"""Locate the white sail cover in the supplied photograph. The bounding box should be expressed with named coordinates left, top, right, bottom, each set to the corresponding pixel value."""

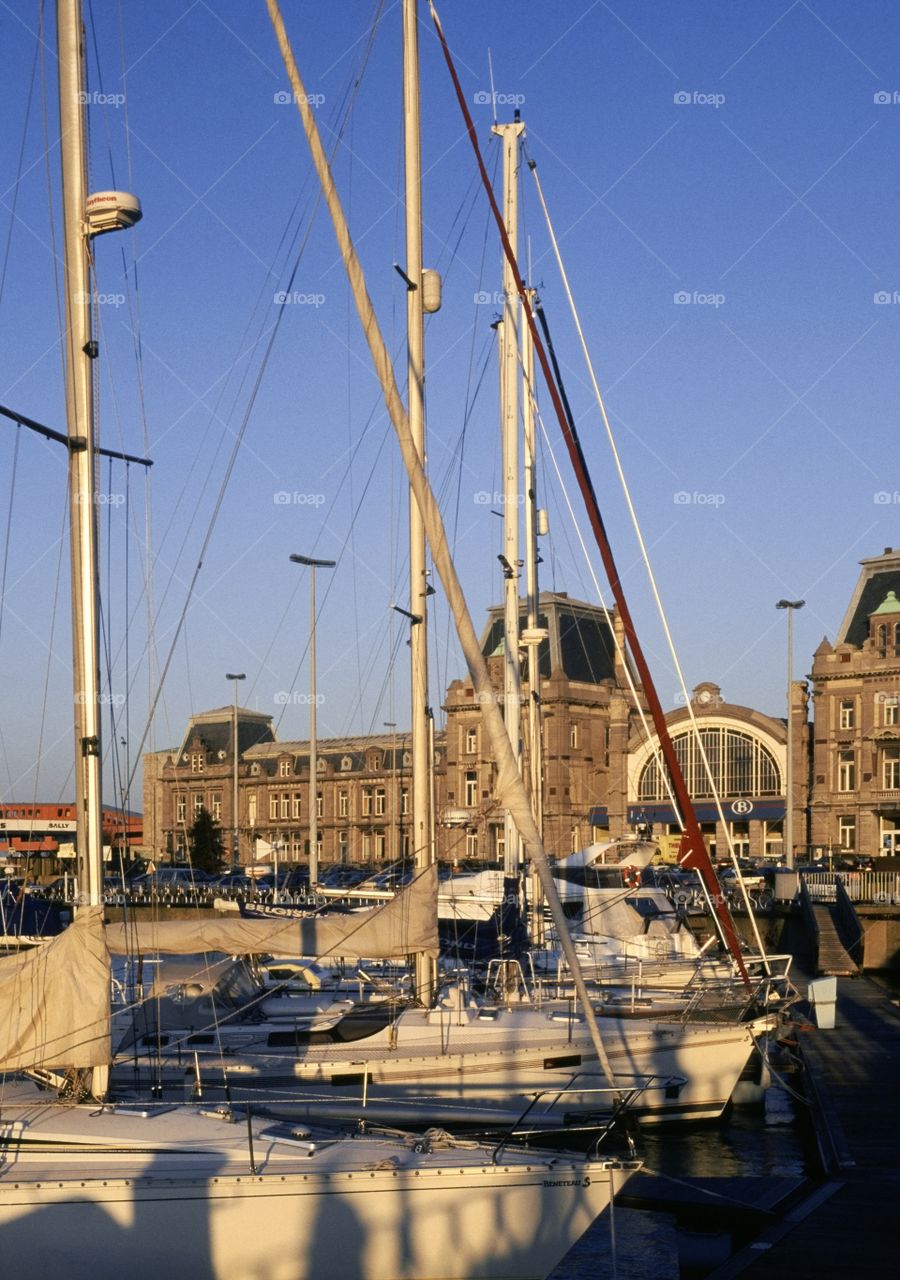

left=106, top=863, right=439, bottom=959
left=0, top=907, right=110, bottom=1071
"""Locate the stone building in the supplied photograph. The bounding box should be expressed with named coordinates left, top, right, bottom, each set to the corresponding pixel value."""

left=809, top=547, right=900, bottom=856
left=143, top=593, right=646, bottom=865
left=142, top=553, right=900, bottom=868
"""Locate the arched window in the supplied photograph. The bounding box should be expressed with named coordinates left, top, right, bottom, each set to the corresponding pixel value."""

left=638, top=727, right=781, bottom=801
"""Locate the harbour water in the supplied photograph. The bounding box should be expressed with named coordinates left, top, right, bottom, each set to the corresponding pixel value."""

left=551, top=1103, right=813, bottom=1280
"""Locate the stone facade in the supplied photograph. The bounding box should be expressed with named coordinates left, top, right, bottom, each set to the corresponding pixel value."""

left=809, top=548, right=900, bottom=856
left=141, top=554, right=900, bottom=867
left=143, top=593, right=646, bottom=865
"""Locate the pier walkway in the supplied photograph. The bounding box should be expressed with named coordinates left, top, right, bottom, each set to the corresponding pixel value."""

left=712, top=973, right=899, bottom=1278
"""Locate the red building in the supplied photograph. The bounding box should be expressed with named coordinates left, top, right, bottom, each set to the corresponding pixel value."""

left=0, top=802, right=142, bottom=867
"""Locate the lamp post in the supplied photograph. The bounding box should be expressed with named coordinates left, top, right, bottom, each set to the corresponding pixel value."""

left=226, top=673, right=245, bottom=870
left=290, top=554, right=336, bottom=888
left=776, top=600, right=804, bottom=870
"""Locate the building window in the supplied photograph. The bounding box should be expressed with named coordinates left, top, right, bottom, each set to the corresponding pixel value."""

left=192, top=794, right=204, bottom=817
left=465, top=727, right=477, bottom=754
left=764, top=820, right=783, bottom=856
left=316, top=792, right=323, bottom=818
left=400, top=787, right=409, bottom=816
left=338, top=829, right=349, bottom=859
left=838, top=815, right=856, bottom=851
left=883, top=748, right=900, bottom=790
left=338, top=790, right=349, bottom=818
left=280, top=793, right=290, bottom=820
left=190, top=752, right=204, bottom=773
left=465, top=771, right=478, bottom=806
left=211, top=793, right=222, bottom=822
left=837, top=750, right=856, bottom=793
left=400, top=832, right=410, bottom=858
left=570, top=723, right=579, bottom=749
left=291, top=792, right=302, bottom=819
left=374, top=787, right=386, bottom=816
left=176, top=794, right=186, bottom=823
left=884, top=698, right=899, bottom=727
left=465, top=831, right=478, bottom=857
left=341, top=756, right=353, bottom=772
left=374, top=830, right=386, bottom=860
left=570, top=824, right=581, bottom=852
left=247, top=791, right=257, bottom=825
left=638, top=727, right=780, bottom=800
left=279, top=759, right=291, bottom=778
left=495, top=827, right=505, bottom=861
left=729, top=821, right=750, bottom=856
left=839, top=700, right=855, bottom=730
left=269, top=792, right=279, bottom=821
left=362, top=833, right=372, bottom=860
left=362, top=788, right=372, bottom=817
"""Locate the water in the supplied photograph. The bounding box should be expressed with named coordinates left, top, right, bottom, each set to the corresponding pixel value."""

left=550, top=1104, right=813, bottom=1279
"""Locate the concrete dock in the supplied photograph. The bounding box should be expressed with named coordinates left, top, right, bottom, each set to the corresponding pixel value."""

left=710, top=972, right=899, bottom=1278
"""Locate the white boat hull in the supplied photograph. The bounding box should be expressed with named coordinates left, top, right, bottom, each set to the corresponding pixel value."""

left=0, top=1088, right=635, bottom=1280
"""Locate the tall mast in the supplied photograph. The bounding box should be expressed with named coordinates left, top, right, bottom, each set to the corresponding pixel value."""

left=521, top=287, right=544, bottom=835
left=403, top=0, right=435, bottom=1004
left=493, top=117, right=525, bottom=875
left=58, top=0, right=104, bottom=909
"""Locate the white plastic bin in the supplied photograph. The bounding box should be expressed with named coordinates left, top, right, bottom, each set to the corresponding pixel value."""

left=808, top=976, right=837, bottom=1029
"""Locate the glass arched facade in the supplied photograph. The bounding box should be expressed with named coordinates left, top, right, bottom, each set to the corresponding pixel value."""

left=637, top=727, right=781, bottom=801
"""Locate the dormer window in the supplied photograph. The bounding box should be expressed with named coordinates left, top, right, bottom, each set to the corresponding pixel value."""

left=279, top=759, right=291, bottom=778
left=190, top=752, right=205, bottom=773
left=317, top=758, right=326, bottom=773
left=341, top=755, right=353, bottom=771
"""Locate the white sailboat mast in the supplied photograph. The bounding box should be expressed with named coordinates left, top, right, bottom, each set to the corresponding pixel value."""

left=521, top=290, right=543, bottom=835
left=58, top=0, right=104, bottom=909
left=493, top=119, right=524, bottom=875
left=403, top=0, right=436, bottom=1004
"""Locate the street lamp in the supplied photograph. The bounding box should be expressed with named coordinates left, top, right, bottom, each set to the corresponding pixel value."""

left=290, top=553, right=336, bottom=888
left=226, top=673, right=246, bottom=870
left=776, top=600, right=805, bottom=870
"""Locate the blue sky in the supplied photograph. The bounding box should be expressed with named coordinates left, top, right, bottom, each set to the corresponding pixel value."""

left=1, top=0, right=899, bottom=805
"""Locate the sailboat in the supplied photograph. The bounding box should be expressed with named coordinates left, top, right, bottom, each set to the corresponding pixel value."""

left=0, top=4, right=639, bottom=1276
left=91, top=0, right=781, bottom=1134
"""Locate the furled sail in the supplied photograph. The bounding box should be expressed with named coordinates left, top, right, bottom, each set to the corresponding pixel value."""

left=106, top=863, right=439, bottom=958
left=0, top=907, right=110, bottom=1071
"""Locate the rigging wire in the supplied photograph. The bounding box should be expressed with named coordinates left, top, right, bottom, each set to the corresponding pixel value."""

left=526, top=155, right=767, bottom=952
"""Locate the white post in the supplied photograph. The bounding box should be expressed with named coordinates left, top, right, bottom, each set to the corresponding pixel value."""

left=493, top=118, right=525, bottom=876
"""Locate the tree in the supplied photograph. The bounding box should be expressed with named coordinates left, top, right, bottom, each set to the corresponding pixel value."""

left=188, top=807, right=226, bottom=876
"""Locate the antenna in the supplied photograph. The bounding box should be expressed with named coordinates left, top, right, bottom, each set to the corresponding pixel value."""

left=487, top=48, right=498, bottom=127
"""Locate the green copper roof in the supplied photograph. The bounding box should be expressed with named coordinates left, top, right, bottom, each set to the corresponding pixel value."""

left=871, top=589, right=900, bottom=616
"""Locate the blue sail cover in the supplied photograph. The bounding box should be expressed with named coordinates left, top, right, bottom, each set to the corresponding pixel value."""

left=438, top=876, right=528, bottom=963
left=0, top=885, right=69, bottom=941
